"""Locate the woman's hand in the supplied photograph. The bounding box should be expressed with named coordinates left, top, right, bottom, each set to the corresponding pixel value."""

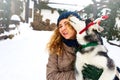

left=82, top=64, right=103, bottom=80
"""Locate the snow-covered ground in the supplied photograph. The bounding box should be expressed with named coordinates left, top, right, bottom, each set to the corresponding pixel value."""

left=0, top=22, right=120, bottom=80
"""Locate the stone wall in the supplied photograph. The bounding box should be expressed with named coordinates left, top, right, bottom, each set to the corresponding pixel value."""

left=31, top=12, right=56, bottom=31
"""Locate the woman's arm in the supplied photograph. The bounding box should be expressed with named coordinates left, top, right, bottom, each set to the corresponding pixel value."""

left=46, top=53, right=75, bottom=80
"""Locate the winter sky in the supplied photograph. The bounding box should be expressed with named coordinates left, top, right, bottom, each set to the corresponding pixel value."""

left=48, top=0, right=93, bottom=11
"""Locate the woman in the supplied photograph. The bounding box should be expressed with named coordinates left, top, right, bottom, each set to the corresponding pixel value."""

left=46, top=11, right=79, bottom=80
left=46, top=11, right=120, bottom=80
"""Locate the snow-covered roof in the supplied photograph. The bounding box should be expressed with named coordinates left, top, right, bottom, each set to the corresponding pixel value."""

left=10, top=15, right=21, bottom=21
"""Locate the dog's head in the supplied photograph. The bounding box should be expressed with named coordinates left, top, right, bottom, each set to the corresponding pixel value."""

left=68, top=15, right=104, bottom=35
left=68, top=15, right=105, bottom=44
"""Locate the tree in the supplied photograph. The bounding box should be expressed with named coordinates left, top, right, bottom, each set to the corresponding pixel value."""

left=0, top=0, right=23, bottom=31
left=84, top=0, right=120, bottom=47
left=101, top=0, right=120, bottom=47
left=0, top=0, right=11, bottom=31
left=11, top=0, right=23, bottom=15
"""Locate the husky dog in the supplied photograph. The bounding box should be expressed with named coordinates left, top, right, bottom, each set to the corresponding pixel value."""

left=69, top=16, right=116, bottom=80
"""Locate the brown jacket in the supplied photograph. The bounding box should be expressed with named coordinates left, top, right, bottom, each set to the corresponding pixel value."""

left=46, top=43, right=76, bottom=80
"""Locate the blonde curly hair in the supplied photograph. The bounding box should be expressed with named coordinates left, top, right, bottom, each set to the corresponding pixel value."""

left=46, top=28, right=64, bottom=55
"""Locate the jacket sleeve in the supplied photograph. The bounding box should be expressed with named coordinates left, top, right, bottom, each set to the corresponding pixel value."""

left=46, top=53, right=76, bottom=80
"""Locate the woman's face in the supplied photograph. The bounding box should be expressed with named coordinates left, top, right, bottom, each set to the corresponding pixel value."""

left=58, top=19, right=76, bottom=39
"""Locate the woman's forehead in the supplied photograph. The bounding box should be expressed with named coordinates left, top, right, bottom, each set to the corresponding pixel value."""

left=59, top=19, right=69, bottom=24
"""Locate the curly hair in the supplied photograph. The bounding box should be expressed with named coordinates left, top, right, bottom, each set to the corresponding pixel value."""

left=46, top=28, right=64, bottom=55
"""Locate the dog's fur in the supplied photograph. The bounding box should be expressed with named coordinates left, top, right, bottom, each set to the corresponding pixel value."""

left=69, top=16, right=116, bottom=80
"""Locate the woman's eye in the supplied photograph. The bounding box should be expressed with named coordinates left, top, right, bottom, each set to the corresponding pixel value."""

left=58, top=25, right=62, bottom=28
left=64, top=22, right=69, bottom=26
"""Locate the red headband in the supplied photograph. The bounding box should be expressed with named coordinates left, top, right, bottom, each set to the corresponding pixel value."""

left=79, top=15, right=109, bottom=34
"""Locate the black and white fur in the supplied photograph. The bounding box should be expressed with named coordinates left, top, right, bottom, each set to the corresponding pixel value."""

left=69, top=16, right=116, bottom=80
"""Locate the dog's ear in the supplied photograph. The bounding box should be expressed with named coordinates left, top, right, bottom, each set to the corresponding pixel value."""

left=93, top=24, right=104, bottom=33
left=85, top=19, right=93, bottom=26
left=97, top=26, right=104, bottom=32
left=92, top=15, right=108, bottom=33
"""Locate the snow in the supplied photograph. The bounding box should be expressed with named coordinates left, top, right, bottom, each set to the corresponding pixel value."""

left=0, top=23, right=52, bottom=80
left=115, top=17, right=120, bottom=28
left=0, top=22, right=120, bottom=80
left=10, top=15, right=21, bottom=21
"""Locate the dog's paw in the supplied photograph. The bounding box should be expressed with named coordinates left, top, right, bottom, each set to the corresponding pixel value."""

left=68, top=16, right=86, bottom=32
left=68, top=16, right=80, bottom=29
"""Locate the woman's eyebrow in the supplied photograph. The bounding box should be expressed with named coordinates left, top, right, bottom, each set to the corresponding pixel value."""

left=64, top=21, right=69, bottom=24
